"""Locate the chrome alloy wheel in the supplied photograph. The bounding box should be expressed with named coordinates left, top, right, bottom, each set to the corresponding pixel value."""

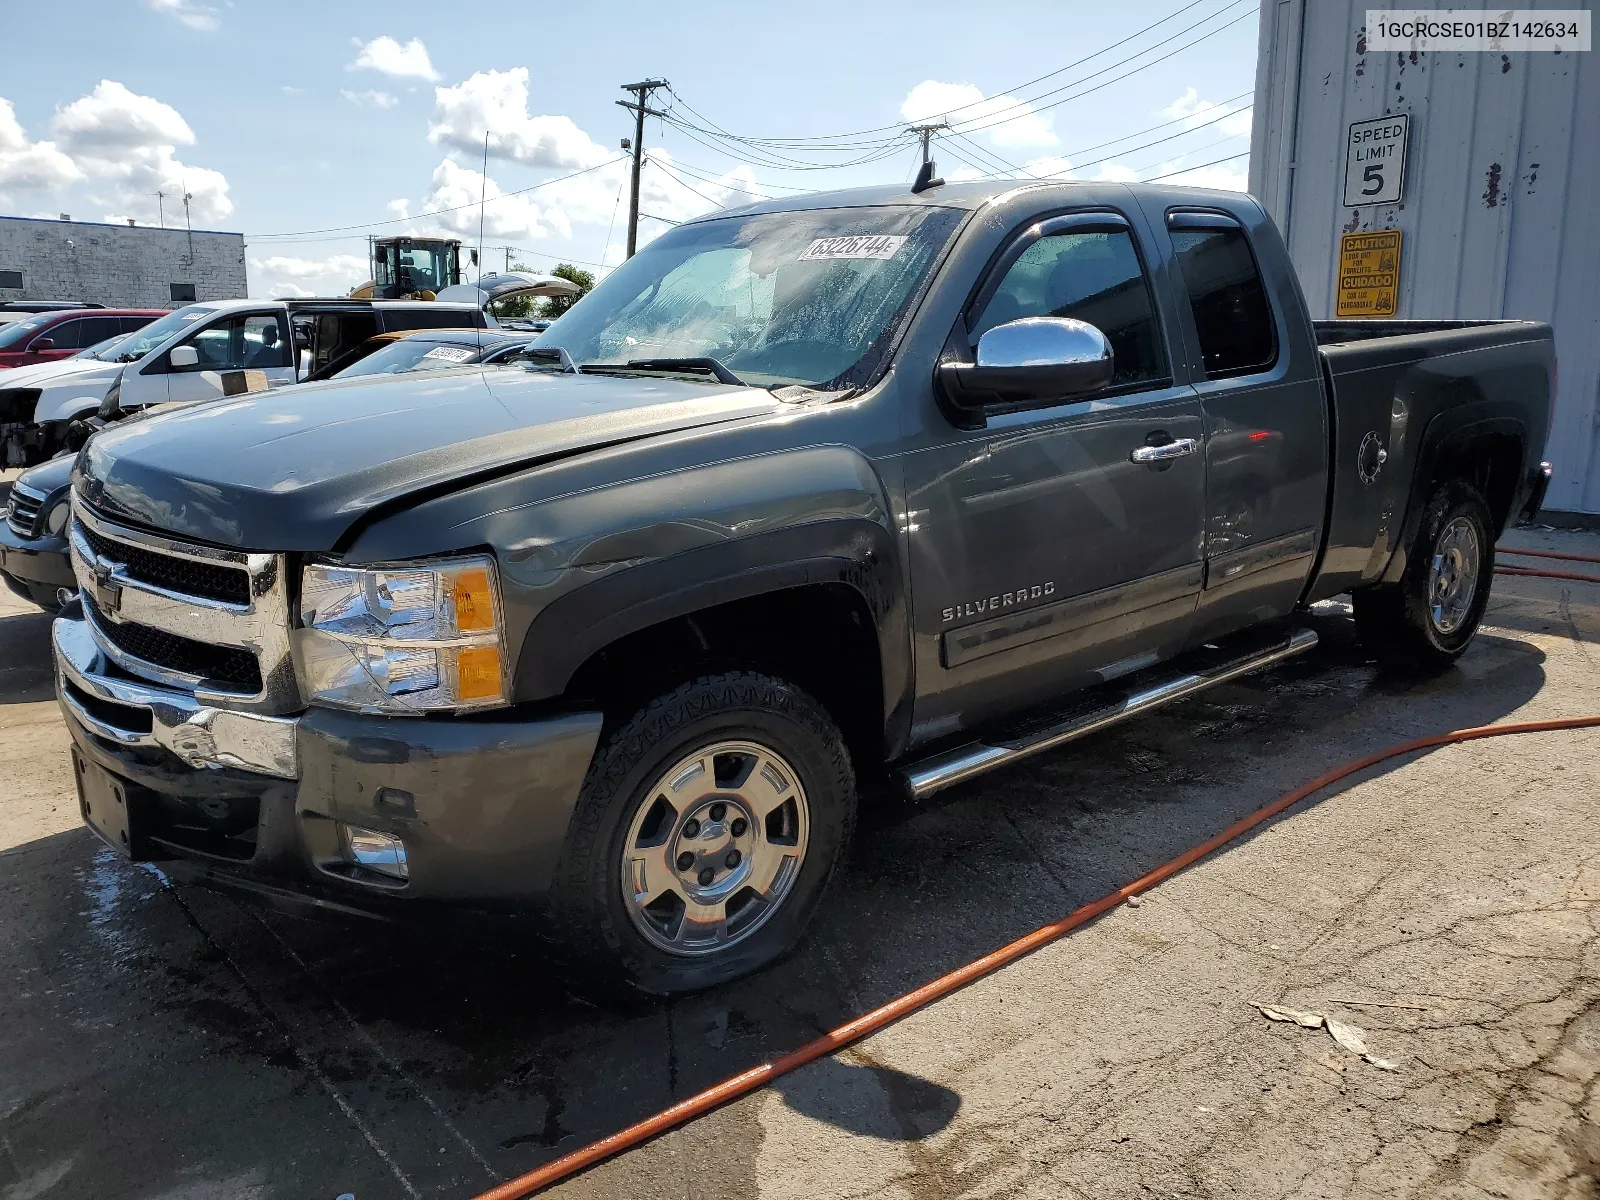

left=1428, top=515, right=1482, bottom=635
left=619, top=740, right=811, bottom=956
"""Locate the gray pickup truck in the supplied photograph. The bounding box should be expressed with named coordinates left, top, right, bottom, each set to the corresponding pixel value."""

left=52, top=180, right=1553, bottom=994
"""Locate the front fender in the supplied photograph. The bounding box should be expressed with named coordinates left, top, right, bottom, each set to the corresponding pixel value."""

left=497, top=446, right=909, bottom=742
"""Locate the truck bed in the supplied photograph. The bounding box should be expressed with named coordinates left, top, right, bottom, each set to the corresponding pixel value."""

left=1313, top=318, right=1525, bottom=346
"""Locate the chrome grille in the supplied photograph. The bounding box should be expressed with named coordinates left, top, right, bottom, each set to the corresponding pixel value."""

left=68, top=495, right=299, bottom=715
left=6, top=482, right=44, bottom=538
left=82, top=593, right=264, bottom=692
left=76, top=518, right=251, bottom=604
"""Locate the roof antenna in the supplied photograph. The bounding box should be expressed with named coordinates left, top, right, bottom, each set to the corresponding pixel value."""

left=908, top=122, right=947, bottom=194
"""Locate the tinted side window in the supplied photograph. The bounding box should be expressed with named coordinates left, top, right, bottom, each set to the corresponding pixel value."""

left=119, top=315, right=157, bottom=335
left=1168, top=225, right=1275, bottom=377
left=41, top=318, right=89, bottom=349
left=78, top=316, right=122, bottom=346
left=971, top=229, right=1166, bottom=387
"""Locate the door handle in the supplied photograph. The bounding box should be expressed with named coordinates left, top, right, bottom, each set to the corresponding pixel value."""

left=1129, top=437, right=1199, bottom=464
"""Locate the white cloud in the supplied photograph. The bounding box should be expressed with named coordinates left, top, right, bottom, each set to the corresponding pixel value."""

left=901, top=80, right=1058, bottom=150
left=0, top=98, right=83, bottom=194
left=249, top=253, right=368, bottom=299
left=53, top=80, right=194, bottom=157
left=341, top=89, right=399, bottom=109
left=144, top=0, right=219, bottom=31
left=1161, top=88, right=1253, bottom=139
left=49, top=81, right=232, bottom=222
left=429, top=68, right=611, bottom=170
left=416, top=158, right=554, bottom=243
left=280, top=85, right=304, bottom=96
left=349, top=36, right=439, bottom=81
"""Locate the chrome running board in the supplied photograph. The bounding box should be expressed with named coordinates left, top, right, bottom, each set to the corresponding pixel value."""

left=898, top=627, right=1319, bottom=799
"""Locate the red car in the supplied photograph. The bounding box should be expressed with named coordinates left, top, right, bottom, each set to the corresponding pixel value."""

left=0, top=309, right=167, bottom=369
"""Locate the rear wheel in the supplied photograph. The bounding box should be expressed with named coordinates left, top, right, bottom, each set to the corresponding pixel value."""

left=550, top=672, right=855, bottom=995
left=1353, top=480, right=1495, bottom=673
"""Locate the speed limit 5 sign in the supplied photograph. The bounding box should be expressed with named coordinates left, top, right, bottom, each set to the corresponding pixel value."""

left=1344, top=114, right=1409, bottom=207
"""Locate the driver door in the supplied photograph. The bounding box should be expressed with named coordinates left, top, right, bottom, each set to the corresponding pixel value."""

left=906, top=210, right=1207, bottom=734
left=164, top=311, right=295, bottom=403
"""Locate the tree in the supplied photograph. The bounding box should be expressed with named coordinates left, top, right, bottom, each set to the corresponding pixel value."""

left=540, top=263, right=594, bottom=318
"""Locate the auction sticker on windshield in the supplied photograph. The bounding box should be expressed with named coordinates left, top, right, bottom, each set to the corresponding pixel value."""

left=798, top=235, right=907, bottom=261
left=422, top=346, right=475, bottom=362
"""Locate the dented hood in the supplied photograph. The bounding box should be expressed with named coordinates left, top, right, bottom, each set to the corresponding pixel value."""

left=78, top=367, right=779, bottom=550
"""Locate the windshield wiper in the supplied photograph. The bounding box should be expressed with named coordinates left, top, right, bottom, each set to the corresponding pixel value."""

left=607, top=357, right=746, bottom=386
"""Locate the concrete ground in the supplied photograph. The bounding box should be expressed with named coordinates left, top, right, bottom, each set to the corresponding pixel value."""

left=2, top=488, right=1597, bottom=1199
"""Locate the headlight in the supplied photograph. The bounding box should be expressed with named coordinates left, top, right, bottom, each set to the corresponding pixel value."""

left=293, top=555, right=508, bottom=713
left=98, top=370, right=123, bottom=419
left=45, top=498, right=70, bottom=535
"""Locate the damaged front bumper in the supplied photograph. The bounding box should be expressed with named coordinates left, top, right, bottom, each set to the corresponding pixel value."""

left=53, top=611, right=604, bottom=916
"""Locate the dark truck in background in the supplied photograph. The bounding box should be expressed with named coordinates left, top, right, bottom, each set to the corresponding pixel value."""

left=52, top=180, right=1552, bottom=994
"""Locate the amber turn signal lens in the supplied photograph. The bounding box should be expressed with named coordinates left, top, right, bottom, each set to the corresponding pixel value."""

left=454, top=645, right=504, bottom=702
left=450, top=567, right=496, bottom=633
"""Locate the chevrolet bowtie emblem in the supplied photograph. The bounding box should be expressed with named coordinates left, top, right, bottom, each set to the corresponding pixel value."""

left=90, top=561, right=123, bottom=616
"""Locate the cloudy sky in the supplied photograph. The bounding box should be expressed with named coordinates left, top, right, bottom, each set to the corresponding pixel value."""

left=1, top=0, right=1259, bottom=299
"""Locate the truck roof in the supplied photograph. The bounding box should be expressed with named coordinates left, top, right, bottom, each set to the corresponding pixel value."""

left=694, top=179, right=1262, bottom=222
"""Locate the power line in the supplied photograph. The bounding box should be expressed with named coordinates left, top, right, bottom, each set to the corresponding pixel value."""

left=1143, top=149, right=1250, bottom=182
left=661, top=0, right=1228, bottom=144
left=946, top=2, right=1258, bottom=138
left=246, top=155, right=627, bottom=240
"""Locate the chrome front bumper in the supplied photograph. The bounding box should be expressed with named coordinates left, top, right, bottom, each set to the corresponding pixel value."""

left=53, top=613, right=299, bottom=779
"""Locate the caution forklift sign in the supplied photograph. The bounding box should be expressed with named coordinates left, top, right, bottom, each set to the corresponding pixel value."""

left=1335, top=229, right=1402, bottom=318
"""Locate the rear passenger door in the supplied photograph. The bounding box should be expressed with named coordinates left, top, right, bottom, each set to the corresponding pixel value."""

left=1162, top=209, right=1328, bottom=642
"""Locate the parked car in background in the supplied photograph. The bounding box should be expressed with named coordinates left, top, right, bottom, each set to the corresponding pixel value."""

left=0, top=309, right=166, bottom=370
left=307, top=327, right=540, bottom=381
left=0, top=296, right=499, bottom=467
left=0, top=451, right=75, bottom=610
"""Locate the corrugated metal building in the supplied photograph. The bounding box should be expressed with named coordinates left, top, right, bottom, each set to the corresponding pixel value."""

left=1248, top=1, right=1600, bottom=516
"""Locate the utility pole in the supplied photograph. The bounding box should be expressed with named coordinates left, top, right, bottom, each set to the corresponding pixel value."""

left=617, top=79, right=669, bottom=259
left=906, top=122, right=948, bottom=194
left=907, top=122, right=948, bottom=165
left=181, top=188, right=194, bottom=267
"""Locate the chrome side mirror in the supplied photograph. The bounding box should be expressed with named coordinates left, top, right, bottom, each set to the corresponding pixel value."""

left=937, top=317, right=1115, bottom=409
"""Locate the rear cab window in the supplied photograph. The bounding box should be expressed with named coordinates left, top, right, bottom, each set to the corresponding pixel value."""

left=1165, top=210, right=1276, bottom=378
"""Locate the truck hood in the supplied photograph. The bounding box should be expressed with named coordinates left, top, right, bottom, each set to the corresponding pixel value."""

left=78, top=367, right=781, bottom=550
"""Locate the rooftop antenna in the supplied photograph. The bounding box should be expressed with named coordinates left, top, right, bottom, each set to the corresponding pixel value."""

left=908, top=122, right=947, bottom=194
left=182, top=184, right=194, bottom=266
left=477, top=131, right=490, bottom=348
left=153, top=190, right=166, bottom=228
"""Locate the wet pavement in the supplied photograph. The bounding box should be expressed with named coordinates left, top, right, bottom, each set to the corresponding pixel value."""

left=2, top=514, right=1598, bottom=1199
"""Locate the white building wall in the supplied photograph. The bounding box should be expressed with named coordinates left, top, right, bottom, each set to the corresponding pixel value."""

left=1249, top=0, right=1600, bottom=514
left=0, top=216, right=247, bottom=309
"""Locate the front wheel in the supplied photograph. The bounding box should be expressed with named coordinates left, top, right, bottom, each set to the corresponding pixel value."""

left=549, top=672, right=856, bottom=995
left=1353, top=480, right=1495, bottom=673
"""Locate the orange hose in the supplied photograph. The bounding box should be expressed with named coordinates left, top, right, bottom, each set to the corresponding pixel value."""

left=1495, top=566, right=1600, bottom=584
left=472, top=713, right=1600, bottom=1200
left=1498, top=545, right=1600, bottom=565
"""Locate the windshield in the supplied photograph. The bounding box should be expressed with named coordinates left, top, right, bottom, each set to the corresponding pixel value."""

left=79, top=332, right=133, bottom=361
left=334, top=336, right=493, bottom=379
left=0, top=319, right=45, bottom=350
left=534, top=205, right=963, bottom=389
left=108, top=305, right=215, bottom=362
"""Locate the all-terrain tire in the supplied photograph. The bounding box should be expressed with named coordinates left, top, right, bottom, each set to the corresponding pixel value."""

left=1352, top=480, right=1495, bottom=674
left=549, top=671, right=856, bottom=996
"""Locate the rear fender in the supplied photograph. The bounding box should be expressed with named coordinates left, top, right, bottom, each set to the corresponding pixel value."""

left=1381, top=411, right=1526, bottom=584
